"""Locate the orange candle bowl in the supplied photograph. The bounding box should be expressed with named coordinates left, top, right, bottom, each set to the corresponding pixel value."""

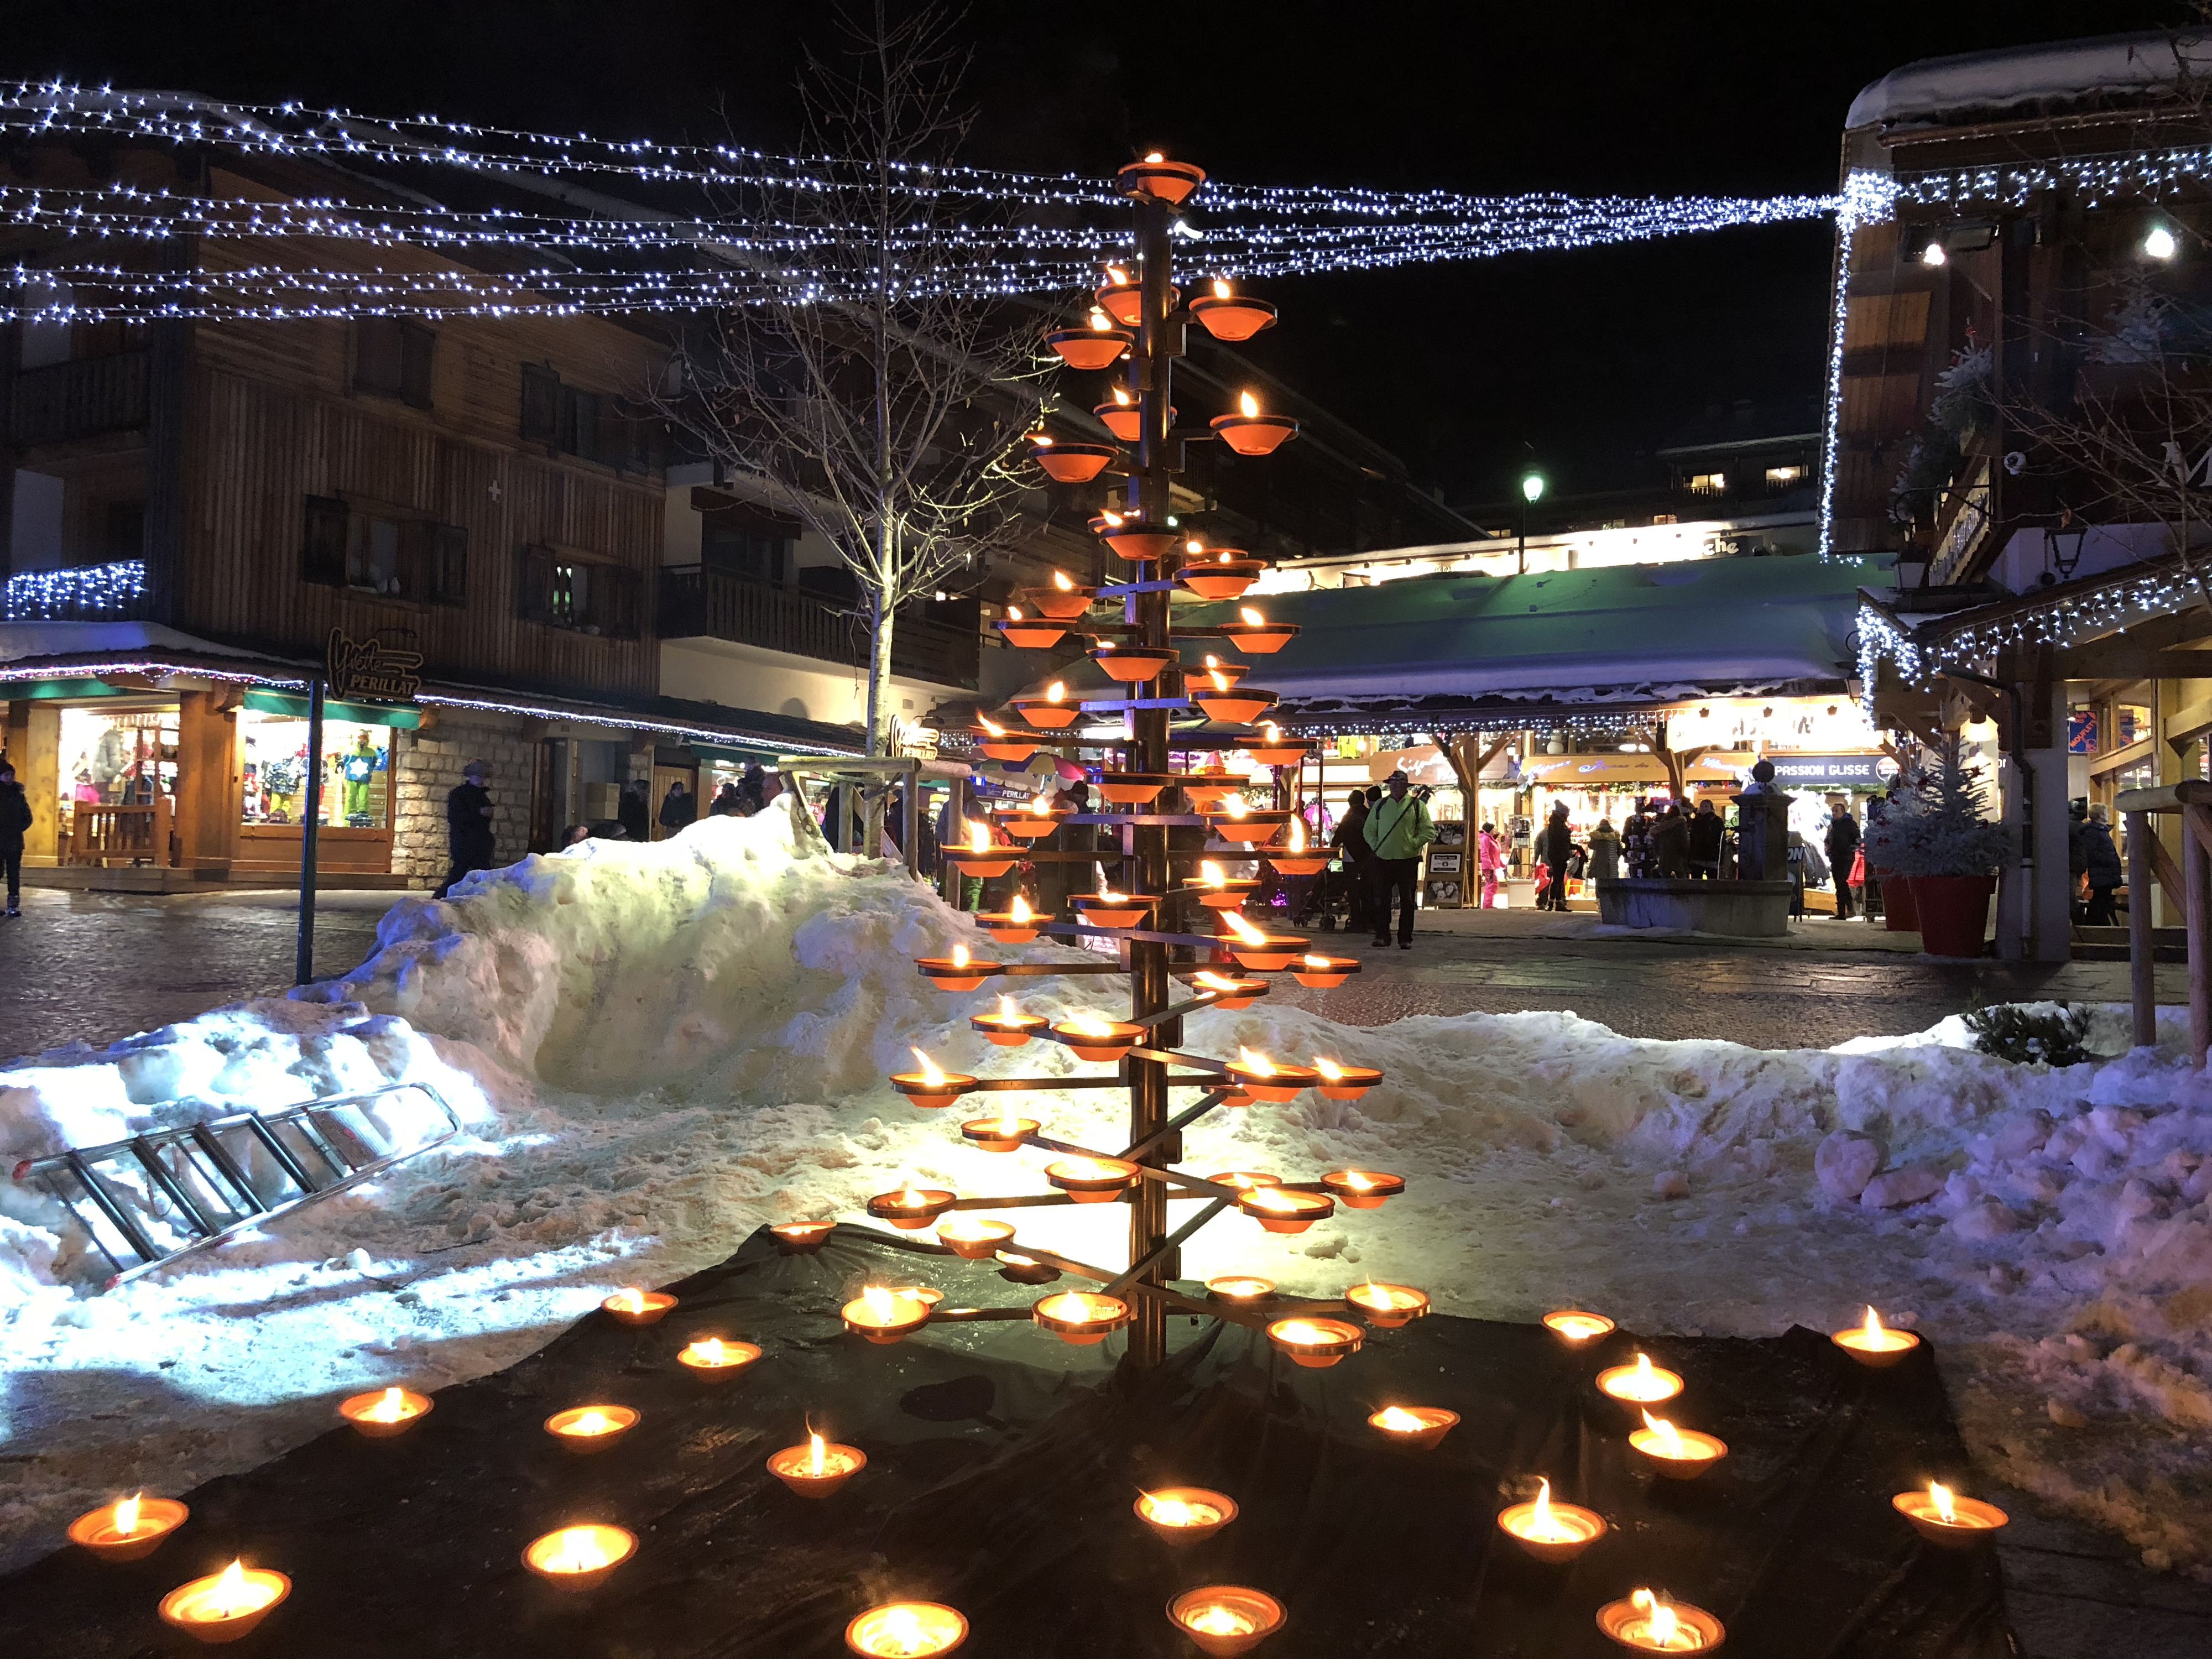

left=961, top=1114, right=1041, bottom=1152
left=1094, top=645, right=1178, bottom=684
left=1544, top=1309, right=1618, bottom=1346
left=1100, top=524, right=1183, bottom=564
left=1367, top=1405, right=1459, bottom=1451
left=936, top=1215, right=1016, bottom=1259
left=1045, top=1155, right=1140, bottom=1203
left=846, top=1600, right=968, bottom=1657
left=972, top=902, right=1041, bottom=944
left=890, top=1061, right=979, bottom=1111
left=1206, top=807, right=1293, bottom=847
left=997, top=1253, right=1061, bottom=1286
left=1046, top=323, right=1131, bottom=371
left=158, top=1562, right=291, bottom=1642
left=943, top=843, right=1019, bottom=879
left=1595, top=1590, right=1726, bottom=1653
left=1166, top=1585, right=1285, bottom=1659
left=1033, top=1289, right=1131, bottom=1345
left=1321, top=1167, right=1403, bottom=1208
left=1011, top=695, right=1081, bottom=731
left=1073, top=891, right=1157, bottom=929
left=1206, top=1274, right=1277, bottom=1304
left=1264, top=1315, right=1364, bottom=1369
left=1190, top=972, right=1267, bottom=1009
left=1135, top=1486, right=1239, bottom=1546
left=970, top=1008, right=1047, bottom=1047
left=841, top=1286, right=936, bottom=1344
left=1179, top=559, right=1267, bottom=601
left=1210, top=410, right=1300, bottom=458
left=1180, top=776, right=1246, bottom=811
left=1497, top=1481, right=1608, bottom=1565
left=1193, top=687, right=1279, bottom=723
left=916, top=953, right=1003, bottom=993
left=1892, top=1483, right=2010, bottom=1548
left=1215, top=615, right=1300, bottom=654
left=1050, top=1018, right=1143, bottom=1062
left=1311, top=1061, right=1384, bottom=1102
left=995, top=613, right=1073, bottom=650
left=1597, top=1353, right=1686, bottom=1417
left=769, top=1436, right=868, bottom=1498
left=1290, top=956, right=1362, bottom=990
left=772, top=1220, right=837, bottom=1254
left=601, top=1287, right=677, bottom=1327
left=1094, top=399, right=1171, bottom=442
left=1265, top=849, right=1329, bottom=878
left=544, top=1404, right=639, bottom=1455
left=1182, top=873, right=1262, bottom=910
left=1207, top=1170, right=1281, bottom=1192
left=337, top=1385, right=434, bottom=1438
left=1118, top=155, right=1207, bottom=204
left=865, top=1186, right=958, bottom=1231
left=1627, top=1412, right=1729, bottom=1480
left=67, top=1495, right=188, bottom=1562
left=995, top=802, right=1070, bottom=840
left=1190, top=290, right=1279, bottom=342
left=1021, top=580, right=1098, bottom=620
left=1193, top=656, right=1251, bottom=686
left=1346, top=1281, right=1430, bottom=1329
left=1237, top=735, right=1313, bottom=768
left=1029, top=439, right=1116, bottom=484
left=1223, top=1054, right=1318, bottom=1102
left=1239, top=1187, right=1335, bottom=1235
left=1095, top=280, right=1177, bottom=327
left=1833, top=1306, right=1922, bottom=1369
left=678, top=1337, right=764, bottom=1383
left=521, top=1524, right=635, bottom=1593
left=1220, top=929, right=1308, bottom=972
left=1095, top=770, right=1173, bottom=805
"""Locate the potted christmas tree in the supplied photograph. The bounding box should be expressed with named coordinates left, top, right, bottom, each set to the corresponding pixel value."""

left=1864, top=736, right=2013, bottom=957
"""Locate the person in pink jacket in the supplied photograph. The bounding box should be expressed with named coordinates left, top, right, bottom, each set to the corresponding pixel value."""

left=1478, top=822, right=1505, bottom=908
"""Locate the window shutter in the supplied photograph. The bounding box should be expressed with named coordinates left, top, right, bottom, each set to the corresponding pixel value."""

left=354, top=319, right=402, bottom=395
left=598, top=567, right=643, bottom=639
left=520, top=363, right=560, bottom=444
left=398, top=519, right=432, bottom=600
left=598, top=403, right=632, bottom=472
left=400, top=323, right=436, bottom=410
left=301, top=495, right=348, bottom=586
left=430, top=523, right=468, bottom=606
left=517, top=544, right=556, bottom=623
left=565, top=389, right=600, bottom=463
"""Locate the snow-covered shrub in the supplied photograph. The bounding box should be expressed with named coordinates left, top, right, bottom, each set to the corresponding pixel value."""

left=1964, top=1001, right=2093, bottom=1067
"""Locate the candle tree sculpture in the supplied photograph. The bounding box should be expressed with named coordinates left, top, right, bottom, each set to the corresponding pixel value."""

left=846, top=153, right=1412, bottom=1374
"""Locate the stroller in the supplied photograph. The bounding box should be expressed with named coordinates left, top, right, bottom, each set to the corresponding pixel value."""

left=1289, top=858, right=1351, bottom=931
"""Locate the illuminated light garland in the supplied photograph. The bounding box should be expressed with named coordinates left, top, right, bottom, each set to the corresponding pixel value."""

left=2, top=558, right=148, bottom=620
left=412, top=691, right=860, bottom=755
left=0, top=658, right=309, bottom=690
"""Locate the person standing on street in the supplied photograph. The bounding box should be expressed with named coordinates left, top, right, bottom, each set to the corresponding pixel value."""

left=1537, top=802, right=1574, bottom=911
left=1686, top=799, right=1723, bottom=880
left=1478, top=821, right=1506, bottom=907
left=439, top=759, right=496, bottom=899
left=1363, top=770, right=1435, bottom=949
left=617, top=779, right=651, bottom=842
left=1824, top=796, right=1861, bottom=920
left=1332, top=787, right=1375, bottom=933
left=1652, top=802, right=1691, bottom=877
left=0, top=760, right=32, bottom=916
left=660, top=778, right=697, bottom=837
left=1587, top=817, right=1623, bottom=883
left=2083, top=804, right=2124, bottom=925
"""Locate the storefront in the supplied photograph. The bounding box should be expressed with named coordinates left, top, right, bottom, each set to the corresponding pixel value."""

left=232, top=691, right=418, bottom=877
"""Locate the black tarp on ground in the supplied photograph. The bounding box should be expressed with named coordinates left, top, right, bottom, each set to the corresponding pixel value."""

left=4, top=1227, right=2010, bottom=1657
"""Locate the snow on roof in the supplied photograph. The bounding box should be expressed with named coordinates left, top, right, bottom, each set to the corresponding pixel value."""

left=1846, top=29, right=2212, bottom=130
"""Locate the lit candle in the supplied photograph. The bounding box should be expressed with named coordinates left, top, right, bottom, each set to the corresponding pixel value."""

left=1597, top=1352, right=1684, bottom=1410
left=1892, top=1480, right=2009, bottom=1547
left=1134, top=1486, right=1238, bottom=1545
left=841, top=1284, right=935, bottom=1344
left=1264, top=1316, right=1364, bottom=1369
left=601, top=1285, right=677, bottom=1325
left=544, top=1404, right=640, bottom=1454
left=521, top=1524, right=637, bottom=1592
left=158, top=1559, right=291, bottom=1643
left=1166, top=1585, right=1286, bottom=1657
left=1628, top=1410, right=1728, bottom=1479
left=1496, top=1478, right=1608, bottom=1563
left=1833, top=1305, right=1922, bottom=1368
left=1191, top=969, right=1262, bottom=1010
left=1543, top=1309, right=1616, bottom=1345
left=1032, top=1290, right=1132, bottom=1345
left=338, top=1384, right=434, bottom=1438
left=1050, top=1013, right=1141, bottom=1062
left=865, top=1183, right=958, bottom=1231
left=1345, top=1281, right=1430, bottom=1328
left=1205, top=1274, right=1276, bottom=1303
left=890, top=1048, right=978, bottom=1110
left=1043, top=1154, right=1140, bottom=1202
left=844, top=1600, right=969, bottom=1657
left=67, top=1491, right=188, bottom=1562
left=772, top=1219, right=836, bottom=1253
left=971, top=995, right=1045, bottom=1046
left=1366, top=1404, right=1459, bottom=1451
left=1238, top=1185, right=1334, bottom=1234
left=916, top=942, right=1002, bottom=992
left=935, top=1215, right=1015, bottom=1259
left=769, top=1427, right=867, bottom=1498
left=959, top=1111, right=1039, bottom=1152
left=1595, top=1588, right=1725, bottom=1653
left=1224, top=1046, right=1318, bottom=1102
left=1321, top=1167, right=1404, bottom=1208
left=678, top=1336, right=763, bottom=1382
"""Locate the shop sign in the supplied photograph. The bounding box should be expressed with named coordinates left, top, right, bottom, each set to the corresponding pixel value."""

left=2067, top=709, right=2099, bottom=755
left=325, top=629, right=422, bottom=704
left=1761, top=753, right=1897, bottom=787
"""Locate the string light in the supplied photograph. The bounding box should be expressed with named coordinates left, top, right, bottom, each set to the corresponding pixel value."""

left=2, top=559, right=147, bottom=620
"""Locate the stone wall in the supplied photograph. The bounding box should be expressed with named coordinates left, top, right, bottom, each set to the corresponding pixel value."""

left=393, top=715, right=536, bottom=885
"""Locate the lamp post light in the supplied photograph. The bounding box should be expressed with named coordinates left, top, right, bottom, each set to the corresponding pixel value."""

left=1517, top=471, right=1546, bottom=575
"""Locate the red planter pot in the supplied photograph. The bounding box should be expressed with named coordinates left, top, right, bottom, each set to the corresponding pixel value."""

left=1877, top=871, right=1918, bottom=932
left=1910, top=874, right=1994, bottom=958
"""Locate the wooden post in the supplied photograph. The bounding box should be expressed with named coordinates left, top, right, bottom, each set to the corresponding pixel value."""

left=2127, top=809, right=2156, bottom=1048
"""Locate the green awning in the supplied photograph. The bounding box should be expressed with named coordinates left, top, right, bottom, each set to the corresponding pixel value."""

left=244, top=689, right=422, bottom=728
left=11, top=677, right=128, bottom=700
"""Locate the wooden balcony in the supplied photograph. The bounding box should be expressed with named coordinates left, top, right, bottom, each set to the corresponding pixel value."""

left=659, top=565, right=978, bottom=690
left=10, top=351, right=152, bottom=447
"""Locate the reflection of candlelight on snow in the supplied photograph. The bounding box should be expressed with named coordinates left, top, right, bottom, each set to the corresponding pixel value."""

left=1365, top=1404, right=1458, bottom=1451
left=522, top=1524, right=637, bottom=1592
left=1498, top=1478, right=1607, bottom=1563
left=1598, top=1352, right=1684, bottom=1408
left=68, top=1491, right=188, bottom=1561
left=844, top=1600, right=969, bottom=1657
left=1596, top=1589, right=1724, bottom=1653
left=1544, top=1309, right=1617, bottom=1345
left=1892, top=1480, right=2009, bottom=1546
left=1135, top=1486, right=1238, bottom=1545
left=159, top=1560, right=292, bottom=1641
left=1833, top=1305, right=1921, bottom=1368
left=1629, top=1410, right=1728, bottom=1478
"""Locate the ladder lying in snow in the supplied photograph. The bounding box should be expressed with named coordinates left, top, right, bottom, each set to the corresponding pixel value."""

left=11, top=1082, right=462, bottom=1286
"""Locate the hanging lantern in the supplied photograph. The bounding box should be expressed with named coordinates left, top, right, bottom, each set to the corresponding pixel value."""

left=1212, top=391, right=1299, bottom=456
left=1118, top=152, right=1206, bottom=204
left=1190, top=279, right=1278, bottom=342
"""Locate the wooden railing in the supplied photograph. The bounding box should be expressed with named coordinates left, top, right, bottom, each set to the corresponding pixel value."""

left=11, top=351, right=151, bottom=447
left=659, top=565, right=978, bottom=690
left=66, top=798, right=174, bottom=868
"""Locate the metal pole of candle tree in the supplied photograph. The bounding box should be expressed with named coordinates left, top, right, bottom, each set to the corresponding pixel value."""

left=842, top=154, right=1408, bottom=1376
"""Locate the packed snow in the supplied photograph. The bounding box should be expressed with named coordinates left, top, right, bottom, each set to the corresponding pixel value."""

left=2, top=797, right=2210, bottom=1579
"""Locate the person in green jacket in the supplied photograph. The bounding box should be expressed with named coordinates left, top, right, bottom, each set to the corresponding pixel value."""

left=1363, top=769, right=1436, bottom=948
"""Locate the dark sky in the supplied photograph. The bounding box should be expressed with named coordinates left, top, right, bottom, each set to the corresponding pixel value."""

left=5, top=1, right=2189, bottom=502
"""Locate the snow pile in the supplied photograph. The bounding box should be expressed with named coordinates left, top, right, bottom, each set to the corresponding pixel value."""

left=1, top=801, right=2210, bottom=1578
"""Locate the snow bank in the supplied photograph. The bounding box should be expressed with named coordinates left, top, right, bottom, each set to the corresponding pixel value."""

left=2, top=799, right=2211, bottom=1578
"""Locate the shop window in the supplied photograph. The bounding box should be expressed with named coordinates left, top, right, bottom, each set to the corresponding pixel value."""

left=300, top=497, right=467, bottom=605
left=241, top=713, right=393, bottom=831
left=355, top=317, right=436, bottom=409
left=517, top=544, right=641, bottom=637
left=1765, top=466, right=1804, bottom=487
left=58, top=706, right=176, bottom=812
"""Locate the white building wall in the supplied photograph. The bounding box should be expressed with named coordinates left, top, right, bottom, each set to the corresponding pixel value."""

left=661, top=637, right=967, bottom=730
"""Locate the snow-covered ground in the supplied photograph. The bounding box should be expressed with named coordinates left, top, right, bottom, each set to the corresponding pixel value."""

left=2, top=799, right=2209, bottom=1579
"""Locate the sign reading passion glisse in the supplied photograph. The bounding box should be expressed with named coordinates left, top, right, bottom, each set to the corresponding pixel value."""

left=1760, top=754, right=1898, bottom=787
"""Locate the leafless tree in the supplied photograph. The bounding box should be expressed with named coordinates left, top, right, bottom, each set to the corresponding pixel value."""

left=664, top=1, right=1046, bottom=761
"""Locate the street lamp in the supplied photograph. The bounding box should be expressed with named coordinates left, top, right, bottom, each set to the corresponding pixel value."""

left=1517, top=470, right=1546, bottom=575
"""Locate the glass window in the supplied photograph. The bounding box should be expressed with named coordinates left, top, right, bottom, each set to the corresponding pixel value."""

left=346, top=514, right=404, bottom=594
left=57, top=705, right=178, bottom=818
left=241, top=714, right=391, bottom=830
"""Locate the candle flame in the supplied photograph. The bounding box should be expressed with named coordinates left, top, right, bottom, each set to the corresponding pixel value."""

left=1067, top=1011, right=1117, bottom=1037
left=1631, top=1589, right=1688, bottom=1650
left=612, top=1287, right=645, bottom=1313
left=1343, top=1169, right=1375, bottom=1191
left=1094, top=886, right=1128, bottom=904
left=211, top=1559, right=249, bottom=1616
left=999, top=1107, right=1020, bottom=1135
left=1641, top=1410, right=1686, bottom=1457
left=1053, top=567, right=1077, bottom=588
left=810, top=1429, right=827, bottom=1476
left=909, top=1047, right=946, bottom=1087
left=996, top=993, right=1019, bottom=1022
left=1239, top=606, right=1265, bottom=625
left=1864, top=1305, right=1886, bottom=1341
left=1375, top=1406, right=1426, bottom=1432
left=1006, top=603, right=1024, bottom=620
left=1213, top=278, right=1232, bottom=299
left=1194, top=969, right=1239, bottom=993
left=895, top=1181, right=925, bottom=1206
left=1010, top=894, right=1033, bottom=923
left=1246, top=1187, right=1300, bottom=1212
left=1222, top=795, right=1249, bottom=818
left=1105, top=264, right=1129, bottom=285
left=366, top=1385, right=408, bottom=1422
left=1312, top=1052, right=1343, bottom=1076
left=1204, top=653, right=1223, bottom=669
left=1275, top=1319, right=1330, bottom=1343
left=1239, top=391, right=1260, bottom=418
left=115, top=1493, right=142, bottom=1535
left=1111, top=388, right=1131, bottom=407
left=1528, top=1477, right=1578, bottom=1541
left=1188, top=1605, right=1255, bottom=1637
left=1088, top=307, right=1112, bottom=332
left=1221, top=910, right=1267, bottom=944
left=1209, top=668, right=1230, bottom=691
left=1201, top=860, right=1227, bottom=885
left=1144, top=150, right=1165, bottom=164
left=547, top=1529, right=611, bottom=1573
left=1236, top=1045, right=1275, bottom=1076
left=1142, top=1490, right=1195, bottom=1526
left=1286, top=816, right=1304, bottom=852
left=573, top=1410, right=613, bottom=1435
left=978, top=713, right=1005, bottom=737
left=967, top=822, right=989, bottom=853
left=1101, top=508, right=1124, bottom=526
left=1046, top=681, right=1066, bottom=703
left=951, top=943, right=969, bottom=969
left=697, top=1338, right=725, bottom=1363
left=1029, top=434, right=1050, bottom=448
left=1930, top=1481, right=1956, bottom=1524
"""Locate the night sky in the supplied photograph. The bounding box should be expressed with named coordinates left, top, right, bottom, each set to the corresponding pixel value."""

left=6, top=1, right=2188, bottom=504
